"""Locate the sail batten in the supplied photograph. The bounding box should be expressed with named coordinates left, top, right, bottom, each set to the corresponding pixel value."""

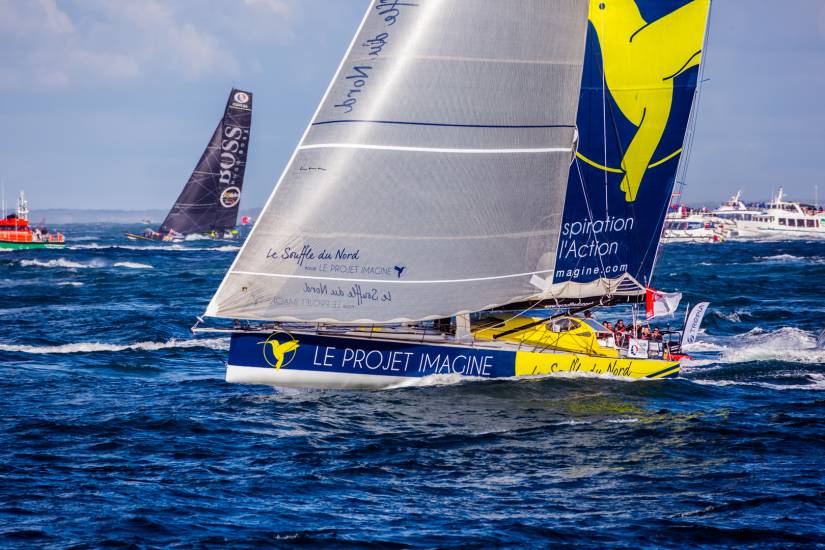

left=206, top=0, right=588, bottom=323
left=298, top=144, right=572, bottom=154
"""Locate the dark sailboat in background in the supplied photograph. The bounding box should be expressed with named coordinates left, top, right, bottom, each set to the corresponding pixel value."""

left=126, top=88, right=253, bottom=242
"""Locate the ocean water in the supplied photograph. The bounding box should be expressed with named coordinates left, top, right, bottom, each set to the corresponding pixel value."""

left=1, top=224, right=824, bottom=548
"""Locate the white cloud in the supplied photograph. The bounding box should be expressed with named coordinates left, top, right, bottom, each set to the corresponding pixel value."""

left=244, top=0, right=292, bottom=15
left=0, top=0, right=304, bottom=89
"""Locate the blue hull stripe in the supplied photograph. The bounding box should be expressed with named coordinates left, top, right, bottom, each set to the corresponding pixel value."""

left=229, top=332, right=516, bottom=380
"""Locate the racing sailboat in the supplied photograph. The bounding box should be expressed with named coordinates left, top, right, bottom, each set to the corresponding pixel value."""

left=196, top=0, right=711, bottom=389
left=126, top=88, right=253, bottom=242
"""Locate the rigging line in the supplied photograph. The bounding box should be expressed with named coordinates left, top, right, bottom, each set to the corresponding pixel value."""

left=600, top=13, right=609, bottom=216
left=575, top=157, right=610, bottom=284
left=649, top=0, right=715, bottom=287
left=555, top=158, right=610, bottom=290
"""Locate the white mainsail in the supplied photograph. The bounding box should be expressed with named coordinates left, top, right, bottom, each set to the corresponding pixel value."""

left=206, top=0, right=589, bottom=323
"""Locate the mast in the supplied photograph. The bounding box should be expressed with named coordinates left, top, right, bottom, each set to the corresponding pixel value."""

left=17, top=191, right=28, bottom=221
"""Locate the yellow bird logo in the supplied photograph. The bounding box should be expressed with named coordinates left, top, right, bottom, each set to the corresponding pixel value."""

left=588, top=0, right=709, bottom=202
left=258, top=333, right=300, bottom=369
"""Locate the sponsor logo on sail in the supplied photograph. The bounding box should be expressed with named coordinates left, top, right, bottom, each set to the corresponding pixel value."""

left=220, top=186, right=241, bottom=208
left=576, top=0, right=709, bottom=202
left=258, top=332, right=300, bottom=369
left=233, top=91, right=250, bottom=104
left=219, top=125, right=245, bottom=186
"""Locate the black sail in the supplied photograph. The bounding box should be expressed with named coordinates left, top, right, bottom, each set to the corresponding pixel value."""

left=159, top=89, right=252, bottom=235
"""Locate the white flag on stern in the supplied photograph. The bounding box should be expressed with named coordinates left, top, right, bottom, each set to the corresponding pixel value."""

left=645, top=288, right=682, bottom=320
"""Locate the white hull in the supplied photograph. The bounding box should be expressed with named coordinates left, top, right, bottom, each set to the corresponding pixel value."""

left=226, top=365, right=418, bottom=390
left=714, top=189, right=825, bottom=239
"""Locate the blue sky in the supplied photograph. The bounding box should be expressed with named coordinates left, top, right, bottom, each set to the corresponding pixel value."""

left=0, top=0, right=823, bottom=209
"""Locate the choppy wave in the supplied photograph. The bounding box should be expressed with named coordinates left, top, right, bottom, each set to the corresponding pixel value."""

left=685, top=327, right=825, bottom=365
left=57, top=281, right=84, bottom=287
left=20, top=258, right=100, bottom=269
left=19, top=258, right=153, bottom=270
left=691, top=373, right=825, bottom=392
left=0, top=338, right=229, bottom=354
left=712, top=308, right=753, bottom=323
left=113, top=261, right=153, bottom=269
left=754, top=253, right=825, bottom=264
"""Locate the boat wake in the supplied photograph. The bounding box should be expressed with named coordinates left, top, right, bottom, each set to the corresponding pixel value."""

left=0, top=337, right=229, bottom=355
left=684, top=327, right=825, bottom=366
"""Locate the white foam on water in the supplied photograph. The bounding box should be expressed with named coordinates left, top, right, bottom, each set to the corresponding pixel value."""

left=712, top=309, right=753, bottom=323
left=19, top=258, right=153, bottom=270
left=113, top=261, right=153, bottom=269
left=685, top=327, right=825, bottom=365
left=0, top=337, right=229, bottom=354
left=753, top=254, right=824, bottom=264
left=755, top=254, right=804, bottom=262
left=57, top=282, right=84, bottom=287
left=19, top=258, right=100, bottom=269
left=691, top=373, right=825, bottom=392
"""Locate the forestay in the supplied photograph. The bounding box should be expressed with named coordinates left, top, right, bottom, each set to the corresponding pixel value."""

left=160, top=89, right=253, bottom=235
left=207, top=0, right=588, bottom=323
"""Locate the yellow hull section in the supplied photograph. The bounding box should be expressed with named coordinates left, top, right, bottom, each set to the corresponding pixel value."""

left=514, top=350, right=679, bottom=380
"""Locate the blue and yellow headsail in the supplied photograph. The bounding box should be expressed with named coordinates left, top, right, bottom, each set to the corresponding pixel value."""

left=552, top=0, right=710, bottom=299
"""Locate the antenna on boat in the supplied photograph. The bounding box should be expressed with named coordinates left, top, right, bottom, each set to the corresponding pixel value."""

left=816, top=184, right=819, bottom=209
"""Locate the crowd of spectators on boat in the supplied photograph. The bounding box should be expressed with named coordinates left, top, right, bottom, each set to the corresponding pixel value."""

left=589, top=314, right=663, bottom=346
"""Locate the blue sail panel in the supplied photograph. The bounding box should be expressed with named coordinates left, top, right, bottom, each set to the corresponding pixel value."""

left=553, top=0, right=710, bottom=298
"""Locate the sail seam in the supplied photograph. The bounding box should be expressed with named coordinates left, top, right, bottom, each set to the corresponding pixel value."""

left=230, top=270, right=555, bottom=285
left=312, top=119, right=574, bottom=129
left=299, top=144, right=571, bottom=154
